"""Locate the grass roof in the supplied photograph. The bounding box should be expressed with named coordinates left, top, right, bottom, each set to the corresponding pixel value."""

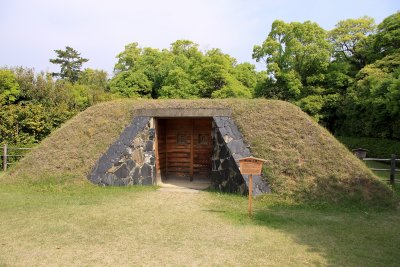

left=4, top=99, right=395, bottom=205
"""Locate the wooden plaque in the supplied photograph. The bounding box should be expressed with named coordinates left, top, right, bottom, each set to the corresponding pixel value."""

left=239, top=157, right=267, bottom=175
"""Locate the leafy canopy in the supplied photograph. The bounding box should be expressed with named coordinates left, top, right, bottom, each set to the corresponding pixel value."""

left=110, top=40, right=257, bottom=99
left=253, top=20, right=332, bottom=100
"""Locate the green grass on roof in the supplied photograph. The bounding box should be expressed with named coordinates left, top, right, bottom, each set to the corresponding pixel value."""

left=3, top=99, right=395, bottom=206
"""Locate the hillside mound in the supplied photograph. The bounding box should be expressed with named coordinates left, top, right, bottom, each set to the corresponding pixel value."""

left=4, top=99, right=394, bottom=204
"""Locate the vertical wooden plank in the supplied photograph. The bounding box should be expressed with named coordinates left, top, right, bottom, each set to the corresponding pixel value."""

left=390, top=154, right=396, bottom=186
left=154, top=119, right=159, bottom=185
left=190, top=119, right=194, bottom=181
left=165, top=121, right=168, bottom=180
left=248, top=174, right=253, bottom=217
left=3, top=144, right=7, bottom=172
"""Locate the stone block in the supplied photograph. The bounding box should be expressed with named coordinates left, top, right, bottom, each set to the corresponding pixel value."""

left=227, top=140, right=243, bottom=154
left=219, top=144, right=230, bottom=159
left=114, top=163, right=130, bottom=179
left=216, top=131, right=224, bottom=144
left=221, top=158, right=232, bottom=170
left=126, top=159, right=136, bottom=171
left=102, top=173, right=115, bottom=185
left=145, top=140, right=154, bottom=152
left=113, top=179, right=125, bottom=186
left=211, top=170, right=222, bottom=183
left=141, top=176, right=153, bottom=185
left=121, top=177, right=132, bottom=186
left=141, top=163, right=152, bottom=178
left=149, top=129, right=155, bottom=140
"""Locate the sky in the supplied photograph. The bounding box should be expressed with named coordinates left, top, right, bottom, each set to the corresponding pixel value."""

left=0, top=0, right=398, bottom=75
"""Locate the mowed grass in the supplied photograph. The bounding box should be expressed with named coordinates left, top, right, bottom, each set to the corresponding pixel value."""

left=1, top=182, right=399, bottom=266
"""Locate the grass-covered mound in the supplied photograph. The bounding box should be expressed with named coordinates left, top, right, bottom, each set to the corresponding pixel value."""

left=3, top=99, right=395, bottom=205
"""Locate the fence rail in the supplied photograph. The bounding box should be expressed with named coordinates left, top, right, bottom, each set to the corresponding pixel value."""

left=363, top=154, right=398, bottom=186
left=2, top=144, right=33, bottom=171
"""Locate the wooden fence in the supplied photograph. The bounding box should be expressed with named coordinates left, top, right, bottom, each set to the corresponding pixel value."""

left=2, top=144, right=33, bottom=171
left=363, top=154, right=400, bottom=185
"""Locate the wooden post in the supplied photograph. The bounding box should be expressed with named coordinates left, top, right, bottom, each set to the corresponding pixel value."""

left=248, top=174, right=253, bottom=217
left=390, top=154, right=396, bottom=186
left=2, top=144, right=7, bottom=172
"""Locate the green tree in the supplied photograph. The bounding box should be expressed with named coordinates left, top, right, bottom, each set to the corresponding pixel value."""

left=109, top=70, right=152, bottom=98
left=0, top=69, right=20, bottom=105
left=339, top=53, right=400, bottom=138
left=253, top=20, right=332, bottom=100
left=114, top=43, right=142, bottom=73
left=158, top=68, right=198, bottom=98
left=211, top=76, right=252, bottom=99
left=78, top=68, right=108, bottom=90
left=111, top=40, right=257, bottom=99
left=50, top=46, right=89, bottom=83
left=329, top=16, right=376, bottom=68
left=375, top=11, right=400, bottom=58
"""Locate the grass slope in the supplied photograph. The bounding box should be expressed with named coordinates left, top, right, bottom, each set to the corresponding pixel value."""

left=3, top=99, right=394, bottom=205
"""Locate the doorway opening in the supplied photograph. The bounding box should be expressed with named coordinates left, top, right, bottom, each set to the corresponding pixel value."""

left=155, top=118, right=213, bottom=188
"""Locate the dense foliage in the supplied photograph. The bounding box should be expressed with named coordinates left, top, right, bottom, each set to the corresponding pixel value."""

left=0, top=67, right=112, bottom=146
left=254, top=12, right=400, bottom=139
left=1, top=11, right=399, bottom=149
left=110, top=40, right=257, bottom=99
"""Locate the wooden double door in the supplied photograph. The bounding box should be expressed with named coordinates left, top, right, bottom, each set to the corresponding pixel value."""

left=156, top=118, right=213, bottom=181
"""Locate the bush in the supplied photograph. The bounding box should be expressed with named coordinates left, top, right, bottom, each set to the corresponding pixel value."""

left=336, top=136, right=400, bottom=158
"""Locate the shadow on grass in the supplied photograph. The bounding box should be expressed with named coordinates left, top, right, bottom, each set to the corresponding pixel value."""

left=206, top=191, right=400, bottom=267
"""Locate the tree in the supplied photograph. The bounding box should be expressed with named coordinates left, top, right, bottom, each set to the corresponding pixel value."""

left=111, top=40, right=258, bottom=99
left=329, top=16, right=376, bottom=67
left=374, top=11, right=400, bottom=58
left=77, top=68, right=108, bottom=90
left=0, top=69, right=20, bottom=105
left=338, top=53, right=400, bottom=138
left=49, top=46, right=89, bottom=83
left=114, top=43, right=142, bottom=73
left=109, top=70, right=152, bottom=98
left=253, top=20, right=332, bottom=100
left=158, top=68, right=198, bottom=99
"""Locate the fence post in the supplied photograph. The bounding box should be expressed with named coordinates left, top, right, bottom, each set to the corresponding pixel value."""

left=2, top=144, right=7, bottom=172
left=390, top=154, right=396, bottom=186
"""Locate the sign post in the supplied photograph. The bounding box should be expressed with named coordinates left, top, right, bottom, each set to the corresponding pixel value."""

left=239, top=157, right=267, bottom=217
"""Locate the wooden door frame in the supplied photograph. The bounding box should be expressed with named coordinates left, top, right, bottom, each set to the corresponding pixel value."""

left=155, top=117, right=213, bottom=182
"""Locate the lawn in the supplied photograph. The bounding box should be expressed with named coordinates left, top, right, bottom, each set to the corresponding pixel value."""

left=0, top=182, right=399, bottom=266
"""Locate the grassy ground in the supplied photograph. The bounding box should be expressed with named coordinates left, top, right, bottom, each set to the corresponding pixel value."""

left=0, top=182, right=399, bottom=266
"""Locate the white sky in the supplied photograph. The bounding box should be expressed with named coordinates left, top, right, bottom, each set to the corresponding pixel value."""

left=0, top=0, right=398, bottom=75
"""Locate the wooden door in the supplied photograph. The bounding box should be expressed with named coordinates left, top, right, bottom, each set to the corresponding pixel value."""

left=193, top=119, right=212, bottom=179
left=163, top=118, right=212, bottom=180
left=166, top=119, right=193, bottom=179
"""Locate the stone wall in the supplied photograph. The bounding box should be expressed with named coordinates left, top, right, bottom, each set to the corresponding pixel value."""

left=211, top=116, right=270, bottom=196
left=88, top=116, right=156, bottom=186
left=88, top=113, right=269, bottom=195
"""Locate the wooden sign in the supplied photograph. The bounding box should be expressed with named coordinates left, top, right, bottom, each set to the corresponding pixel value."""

left=238, top=157, right=267, bottom=217
left=239, top=157, right=267, bottom=175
